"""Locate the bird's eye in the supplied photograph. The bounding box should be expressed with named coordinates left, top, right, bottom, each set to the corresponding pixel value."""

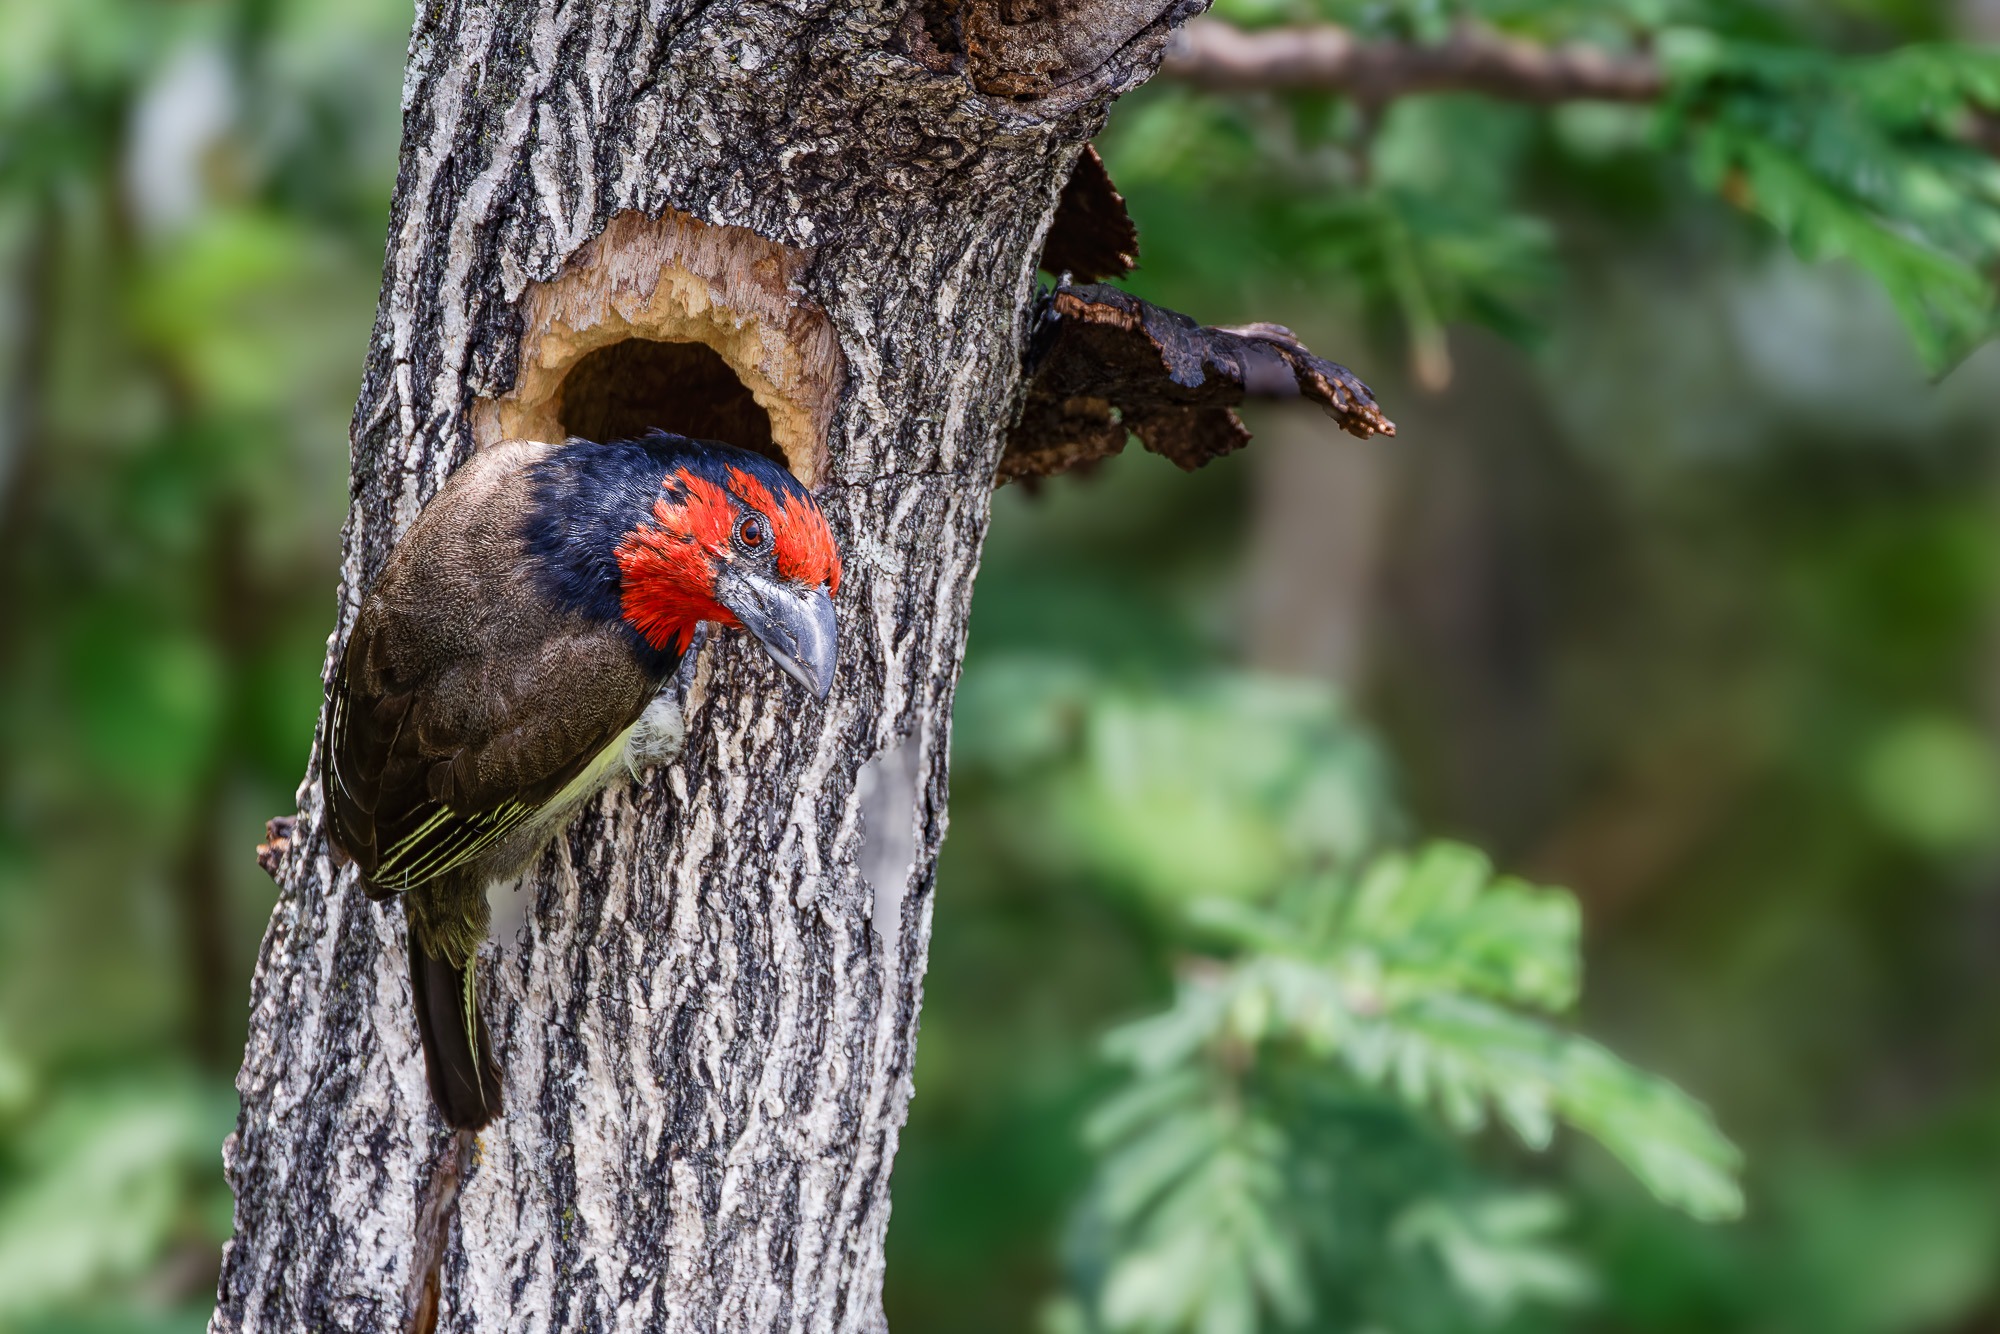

left=738, top=514, right=767, bottom=550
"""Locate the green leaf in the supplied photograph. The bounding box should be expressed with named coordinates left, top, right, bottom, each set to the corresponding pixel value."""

left=1664, top=40, right=2000, bottom=374
left=1391, top=1192, right=1596, bottom=1319
left=1093, top=1072, right=1311, bottom=1334
left=1099, top=844, right=1743, bottom=1221
left=1705, top=129, right=1993, bottom=373
left=1554, top=1041, right=1746, bottom=1223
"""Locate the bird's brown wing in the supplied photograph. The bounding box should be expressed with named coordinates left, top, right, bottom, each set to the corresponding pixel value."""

left=323, top=620, right=653, bottom=893
left=319, top=441, right=657, bottom=894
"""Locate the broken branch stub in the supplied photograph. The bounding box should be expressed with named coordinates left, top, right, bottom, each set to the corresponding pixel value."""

left=254, top=816, right=296, bottom=884
left=998, top=282, right=1396, bottom=484
left=1039, top=144, right=1140, bottom=282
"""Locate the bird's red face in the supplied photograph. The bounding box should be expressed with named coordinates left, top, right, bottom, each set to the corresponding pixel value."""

left=614, top=463, right=843, bottom=697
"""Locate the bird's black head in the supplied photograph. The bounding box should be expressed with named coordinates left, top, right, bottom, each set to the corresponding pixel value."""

left=523, top=432, right=841, bottom=695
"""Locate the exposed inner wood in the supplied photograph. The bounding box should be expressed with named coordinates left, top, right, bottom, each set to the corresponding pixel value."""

left=472, top=207, right=843, bottom=485
left=403, top=1131, right=473, bottom=1334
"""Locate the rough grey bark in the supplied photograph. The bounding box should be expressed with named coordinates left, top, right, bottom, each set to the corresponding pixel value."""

left=213, top=1, right=1197, bottom=1328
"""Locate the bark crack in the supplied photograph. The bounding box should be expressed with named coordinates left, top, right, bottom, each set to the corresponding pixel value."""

left=405, top=1130, right=475, bottom=1333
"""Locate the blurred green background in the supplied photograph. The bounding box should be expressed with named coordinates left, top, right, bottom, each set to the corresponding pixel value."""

left=2, top=1, right=1998, bottom=1330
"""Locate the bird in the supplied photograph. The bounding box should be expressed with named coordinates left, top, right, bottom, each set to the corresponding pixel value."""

left=319, top=430, right=841, bottom=1130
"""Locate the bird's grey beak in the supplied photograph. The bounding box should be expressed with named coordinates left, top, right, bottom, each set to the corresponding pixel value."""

left=717, top=567, right=838, bottom=701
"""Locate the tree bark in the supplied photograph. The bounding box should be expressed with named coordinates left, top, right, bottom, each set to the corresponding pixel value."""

left=212, top=1, right=1195, bottom=1328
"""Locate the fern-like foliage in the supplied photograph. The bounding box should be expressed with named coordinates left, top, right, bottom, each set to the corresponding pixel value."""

left=1064, top=844, right=1742, bottom=1334
left=953, top=665, right=1741, bottom=1332
left=1126, top=0, right=2000, bottom=378
left=1666, top=38, right=2000, bottom=372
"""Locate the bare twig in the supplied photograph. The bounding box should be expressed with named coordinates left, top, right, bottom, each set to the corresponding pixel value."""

left=1160, top=16, right=1666, bottom=106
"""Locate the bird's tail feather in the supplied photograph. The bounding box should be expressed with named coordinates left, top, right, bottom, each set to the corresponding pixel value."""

left=408, top=922, right=502, bottom=1130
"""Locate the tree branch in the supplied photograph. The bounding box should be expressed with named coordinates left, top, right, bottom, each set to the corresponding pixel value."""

left=1159, top=16, right=1665, bottom=106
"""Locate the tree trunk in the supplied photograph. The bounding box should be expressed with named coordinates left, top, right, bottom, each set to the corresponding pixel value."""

left=212, top=2, right=1195, bottom=1328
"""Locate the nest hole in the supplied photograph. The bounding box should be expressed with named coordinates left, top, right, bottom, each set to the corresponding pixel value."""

left=557, top=338, right=785, bottom=469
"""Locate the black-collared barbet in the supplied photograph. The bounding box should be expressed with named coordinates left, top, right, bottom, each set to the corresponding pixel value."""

left=320, top=431, right=841, bottom=1129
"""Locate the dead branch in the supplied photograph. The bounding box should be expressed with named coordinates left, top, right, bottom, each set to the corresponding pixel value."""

left=1000, top=282, right=1394, bottom=484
